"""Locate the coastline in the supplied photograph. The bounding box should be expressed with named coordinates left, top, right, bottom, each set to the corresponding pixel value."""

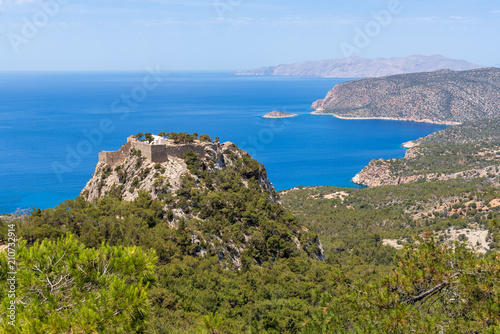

left=401, top=140, right=419, bottom=149
left=310, top=111, right=460, bottom=126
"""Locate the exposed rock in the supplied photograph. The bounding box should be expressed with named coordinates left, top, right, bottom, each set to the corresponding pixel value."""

left=383, top=226, right=490, bottom=254
left=80, top=134, right=325, bottom=268
left=401, top=140, right=419, bottom=149
left=323, top=191, right=349, bottom=201
left=382, top=239, right=404, bottom=250
left=438, top=225, right=490, bottom=254
left=490, top=199, right=500, bottom=208
left=312, top=67, right=500, bottom=124
left=353, top=163, right=500, bottom=188
left=234, top=55, right=482, bottom=78
left=81, top=136, right=277, bottom=204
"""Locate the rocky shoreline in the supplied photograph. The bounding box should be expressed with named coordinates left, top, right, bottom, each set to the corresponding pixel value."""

left=349, top=118, right=500, bottom=188
left=352, top=164, right=500, bottom=188
left=311, top=68, right=500, bottom=124
left=401, top=140, right=419, bottom=149
left=310, top=110, right=460, bottom=126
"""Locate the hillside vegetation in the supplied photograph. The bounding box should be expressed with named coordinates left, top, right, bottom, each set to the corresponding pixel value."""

left=279, top=179, right=500, bottom=332
left=353, top=118, right=500, bottom=187
left=1, top=133, right=330, bottom=333
left=1, top=131, right=500, bottom=333
left=280, top=178, right=500, bottom=272
left=312, top=67, right=500, bottom=124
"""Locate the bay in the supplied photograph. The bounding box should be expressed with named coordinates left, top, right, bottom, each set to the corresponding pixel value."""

left=0, top=71, right=447, bottom=213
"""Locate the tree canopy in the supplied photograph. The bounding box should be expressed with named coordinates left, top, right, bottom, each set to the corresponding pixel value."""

left=0, top=235, right=157, bottom=334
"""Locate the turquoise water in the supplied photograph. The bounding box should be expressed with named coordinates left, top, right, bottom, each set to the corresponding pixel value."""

left=0, top=72, right=448, bottom=213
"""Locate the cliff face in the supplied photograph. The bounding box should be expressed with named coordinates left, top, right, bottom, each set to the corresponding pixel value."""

left=234, top=55, right=482, bottom=78
left=82, top=136, right=276, bottom=203
left=312, top=68, right=500, bottom=124
left=352, top=159, right=500, bottom=188
left=352, top=118, right=500, bottom=187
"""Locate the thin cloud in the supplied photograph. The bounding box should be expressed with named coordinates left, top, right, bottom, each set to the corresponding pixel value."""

left=12, top=0, right=39, bottom=4
left=132, top=15, right=358, bottom=28
left=125, top=0, right=212, bottom=7
left=0, top=0, right=39, bottom=11
left=116, top=0, right=286, bottom=11
left=396, top=16, right=481, bottom=24
left=132, top=16, right=254, bottom=27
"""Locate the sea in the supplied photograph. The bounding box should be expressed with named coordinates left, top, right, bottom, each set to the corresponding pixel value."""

left=0, top=71, right=448, bottom=214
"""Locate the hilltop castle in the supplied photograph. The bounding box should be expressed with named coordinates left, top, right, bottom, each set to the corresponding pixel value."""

left=98, top=135, right=217, bottom=166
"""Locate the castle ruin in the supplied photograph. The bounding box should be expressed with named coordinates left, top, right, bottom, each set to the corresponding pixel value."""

left=98, top=136, right=216, bottom=166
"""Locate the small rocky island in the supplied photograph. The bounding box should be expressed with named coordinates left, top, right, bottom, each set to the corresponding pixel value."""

left=262, top=111, right=298, bottom=119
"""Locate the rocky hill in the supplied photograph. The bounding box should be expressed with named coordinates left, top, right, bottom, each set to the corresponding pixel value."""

left=352, top=118, right=500, bottom=187
left=234, top=55, right=482, bottom=78
left=81, top=134, right=276, bottom=203
left=311, top=67, right=500, bottom=124
left=80, top=132, right=323, bottom=268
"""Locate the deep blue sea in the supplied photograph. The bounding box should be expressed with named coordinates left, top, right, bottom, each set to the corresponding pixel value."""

left=0, top=71, right=448, bottom=214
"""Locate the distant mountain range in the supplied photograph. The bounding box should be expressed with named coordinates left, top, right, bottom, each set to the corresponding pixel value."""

left=311, top=67, right=500, bottom=124
left=233, top=55, right=483, bottom=78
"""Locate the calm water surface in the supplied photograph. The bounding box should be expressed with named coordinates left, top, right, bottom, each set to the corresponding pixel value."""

left=0, top=72, right=448, bottom=213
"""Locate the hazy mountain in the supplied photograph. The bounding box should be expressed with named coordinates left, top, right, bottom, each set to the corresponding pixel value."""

left=234, top=55, right=483, bottom=78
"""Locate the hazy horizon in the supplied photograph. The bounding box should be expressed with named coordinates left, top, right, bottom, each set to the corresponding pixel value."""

left=0, top=0, right=499, bottom=71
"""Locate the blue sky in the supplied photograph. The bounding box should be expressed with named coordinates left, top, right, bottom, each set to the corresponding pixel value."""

left=0, top=0, right=499, bottom=71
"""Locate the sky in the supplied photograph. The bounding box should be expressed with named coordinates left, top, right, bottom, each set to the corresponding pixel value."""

left=0, top=0, right=499, bottom=71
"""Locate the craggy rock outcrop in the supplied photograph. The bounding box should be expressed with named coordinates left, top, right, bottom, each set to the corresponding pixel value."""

left=353, top=160, right=500, bottom=188
left=82, top=137, right=276, bottom=203
left=80, top=134, right=324, bottom=268
left=234, top=55, right=482, bottom=78
left=312, top=68, right=500, bottom=124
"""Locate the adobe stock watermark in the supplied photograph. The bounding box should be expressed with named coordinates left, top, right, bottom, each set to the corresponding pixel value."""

left=340, top=0, right=404, bottom=57
left=239, top=108, right=293, bottom=159
left=6, top=0, right=69, bottom=54
left=5, top=219, right=18, bottom=327
left=52, top=66, right=164, bottom=183
left=213, top=0, right=242, bottom=20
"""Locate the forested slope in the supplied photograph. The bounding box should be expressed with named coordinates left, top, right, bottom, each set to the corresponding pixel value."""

left=1, top=131, right=500, bottom=333
left=353, top=118, right=500, bottom=187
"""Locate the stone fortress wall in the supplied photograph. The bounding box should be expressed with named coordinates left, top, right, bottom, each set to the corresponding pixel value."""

left=99, top=135, right=217, bottom=166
